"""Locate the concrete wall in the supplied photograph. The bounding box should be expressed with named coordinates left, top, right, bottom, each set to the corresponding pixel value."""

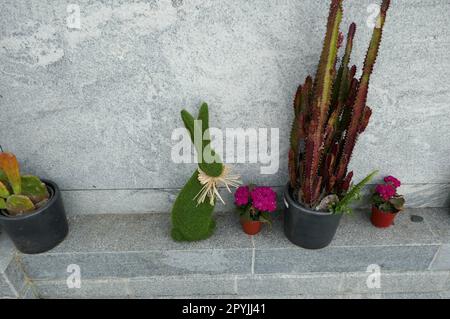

left=0, top=0, right=449, bottom=214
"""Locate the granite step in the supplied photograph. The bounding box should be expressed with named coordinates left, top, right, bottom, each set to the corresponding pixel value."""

left=1, top=208, right=450, bottom=299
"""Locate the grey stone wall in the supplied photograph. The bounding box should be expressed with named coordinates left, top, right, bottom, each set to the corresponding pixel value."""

left=1, top=0, right=449, bottom=214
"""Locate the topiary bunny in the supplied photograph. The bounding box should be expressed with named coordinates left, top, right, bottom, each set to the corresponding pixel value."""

left=171, top=103, right=240, bottom=242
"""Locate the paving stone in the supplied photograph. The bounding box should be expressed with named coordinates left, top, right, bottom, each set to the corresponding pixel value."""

left=439, top=291, right=450, bottom=299
left=421, top=208, right=450, bottom=243
left=236, top=274, right=342, bottom=296
left=21, top=285, right=38, bottom=299
left=381, top=292, right=442, bottom=299
left=254, top=245, right=439, bottom=274
left=430, top=245, right=450, bottom=270
left=253, top=209, right=440, bottom=249
left=128, top=275, right=237, bottom=297
left=0, top=279, right=16, bottom=298
left=34, top=279, right=129, bottom=299
left=3, top=256, right=27, bottom=296
left=21, top=249, right=253, bottom=281
left=50, top=213, right=252, bottom=253
left=341, top=271, right=450, bottom=294
left=0, top=234, right=16, bottom=298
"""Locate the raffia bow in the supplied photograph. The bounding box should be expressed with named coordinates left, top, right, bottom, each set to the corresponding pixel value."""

left=194, top=165, right=241, bottom=206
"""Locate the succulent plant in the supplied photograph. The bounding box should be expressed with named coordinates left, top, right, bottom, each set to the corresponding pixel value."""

left=0, top=152, right=49, bottom=216
left=289, top=0, right=391, bottom=209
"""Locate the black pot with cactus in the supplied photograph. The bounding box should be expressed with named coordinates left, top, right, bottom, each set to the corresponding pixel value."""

left=0, top=152, right=68, bottom=254
left=285, top=0, right=391, bottom=249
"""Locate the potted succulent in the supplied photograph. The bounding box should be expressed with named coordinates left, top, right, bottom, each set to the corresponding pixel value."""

left=234, top=185, right=277, bottom=235
left=285, top=0, right=391, bottom=249
left=370, top=176, right=405, bottom=228
left=0, top=152, right=68, bottom=254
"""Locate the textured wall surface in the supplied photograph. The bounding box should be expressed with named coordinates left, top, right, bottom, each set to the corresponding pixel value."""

left=0, top=0, right=449, bottom=214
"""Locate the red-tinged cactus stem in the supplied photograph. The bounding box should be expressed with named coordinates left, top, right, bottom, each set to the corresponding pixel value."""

left=288, top=150, right=297, bottom=188
left=336, top=0, right=390, bottom=182
left=289, top=76, right=313, bottom=190
left=302, top=0, right=343, bottom=206
left=359, top=106, right=373, bottom=133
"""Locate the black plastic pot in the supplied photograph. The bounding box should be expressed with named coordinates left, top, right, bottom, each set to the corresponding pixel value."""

left=0, top=179, right=68, bottom=254
left=283, top=184, right=342, bottom=249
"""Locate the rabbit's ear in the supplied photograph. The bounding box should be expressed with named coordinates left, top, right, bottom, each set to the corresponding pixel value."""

left=197, top=102, right=209, bottom=133
left=181, top=110, right=196, bottom=143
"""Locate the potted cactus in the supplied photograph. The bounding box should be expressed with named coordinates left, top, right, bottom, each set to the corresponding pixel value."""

left=370, top=176, right=405, bottom=228
left=285, top=0, right=391, bottom=249
left=234, top=185, right=277, bottom=235
left=0, top=152, right=68, bottom=254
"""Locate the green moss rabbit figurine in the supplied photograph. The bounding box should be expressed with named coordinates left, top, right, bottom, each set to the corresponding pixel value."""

left=171, top=103, right=239, bottom=242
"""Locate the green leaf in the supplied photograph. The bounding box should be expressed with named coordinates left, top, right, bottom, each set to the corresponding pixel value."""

left=0, top=198, right=6, bottom=209
left=21, top=175, right=49, bottom=204
left=389, top=196, right=405, bottom=211
left=240, top=208, right=253, bottom=222
left=332, top=170, right=378, bottom=214
left=0, top=181, right=10, bottom=198
left=180, top=110, right=196, bottom=144
left=0, top=169, right=7, bottom=183
left=6, top=194, right=35, bottom=216
left=259, top=212, right=273, bottom=228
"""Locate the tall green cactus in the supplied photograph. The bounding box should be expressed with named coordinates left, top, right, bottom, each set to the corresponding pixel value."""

left=171, top=103, right=224, bottom=241
left=0, top=152, right=50, bottom=216
left=289, top=0, right=391, bottom=208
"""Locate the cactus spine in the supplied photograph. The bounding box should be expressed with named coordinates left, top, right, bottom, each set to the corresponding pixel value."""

left=289, top=0, right=391, bottom=208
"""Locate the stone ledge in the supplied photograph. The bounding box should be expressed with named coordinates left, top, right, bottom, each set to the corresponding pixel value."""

left=60, top=184, right=450, bottom=215
left=1, top=207, right=450, bottom=298
left=27, top=270, right=450, bottom=299
left=0, top=234, right=19, bottom=298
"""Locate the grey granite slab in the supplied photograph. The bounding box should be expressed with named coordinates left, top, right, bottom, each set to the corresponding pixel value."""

left=0, top=234, right=14, bottom=273
left=440, top=291, right=450, bottom=299
left=61, top=184, right=450, bottom=216
left=421, top=208, right=450, bottom=243
left=21, top=249, right=252, bottom=281
left=34, top=279, right=129, bottom=299
left=253, top=209, right=441, bottom=249
left=236, top=274, right=342, bottom=296
left=430, top=245, right=450, bottom=271
left=4, top=256, right=27, bottom=296
left=0, top=280, right=16, bottom=298
left=128, top=275, right=237, bottom=297
left=0, top=234, right=17, bottom=298
left=254, top=245, right=439, bottom=274
left=341, top=271, right=450, bottom=294
left=48, top=212, right=251, bottom=253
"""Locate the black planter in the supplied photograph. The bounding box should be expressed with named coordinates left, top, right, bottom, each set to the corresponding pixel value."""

left=0, top=179, right=68, bottom=254
left=283, top=184, right=342, bottom=249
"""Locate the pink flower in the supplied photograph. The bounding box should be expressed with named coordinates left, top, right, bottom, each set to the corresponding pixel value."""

left=384, top=175, right=401, bottom=188
left=250, top=187, right=277, bottom=212
left=375, top=184, right=396, bottom=201
left=234, top=186, right=250, bottom=206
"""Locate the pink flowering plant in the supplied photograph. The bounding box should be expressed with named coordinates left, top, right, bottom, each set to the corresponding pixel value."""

left=371, top=176, right=405, bottom=213
left=234, top=185, right=277, bottom=224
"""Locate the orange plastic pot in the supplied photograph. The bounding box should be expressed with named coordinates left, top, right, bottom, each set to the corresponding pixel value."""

left=241, top=219, right=262, bottom=235
left=371, top=205, right=397, bottom=228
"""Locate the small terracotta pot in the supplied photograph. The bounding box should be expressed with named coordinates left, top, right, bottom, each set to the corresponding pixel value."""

left=371, top=205, right=397, bottom=228
left=241, top=219, right=262, bottom=235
